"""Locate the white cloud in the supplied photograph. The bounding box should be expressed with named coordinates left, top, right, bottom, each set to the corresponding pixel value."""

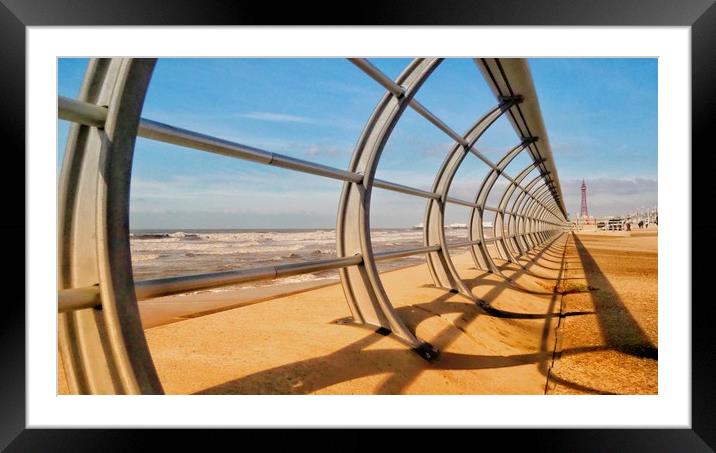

left=239, top=111, right=315, bottom=124
left=305, top=144, right=351, bottom=157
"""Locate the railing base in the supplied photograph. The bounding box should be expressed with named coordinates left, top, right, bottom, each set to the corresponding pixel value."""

left=333, top=317, right=441, bottom=362
left=413, top=342, right=440, bottom=362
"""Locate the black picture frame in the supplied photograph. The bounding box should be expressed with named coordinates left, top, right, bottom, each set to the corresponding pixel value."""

left=4, top=0, right=714, bottom=450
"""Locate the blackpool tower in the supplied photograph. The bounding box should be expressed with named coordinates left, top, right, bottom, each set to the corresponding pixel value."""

left=580, top=179, right=589, bottom=218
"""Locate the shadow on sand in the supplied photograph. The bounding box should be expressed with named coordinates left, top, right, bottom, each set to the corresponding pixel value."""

left=569, top=234, right=657, bottom=360
left=193, top=233, right=654, bottom=395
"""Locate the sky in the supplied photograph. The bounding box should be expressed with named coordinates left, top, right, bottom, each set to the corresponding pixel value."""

left=57, top=58, right=657, bottom=229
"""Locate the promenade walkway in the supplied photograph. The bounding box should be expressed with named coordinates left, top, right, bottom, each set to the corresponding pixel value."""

left=58, top=231, right=658, bottom=394
left=547, top=231, right=658, bottom=394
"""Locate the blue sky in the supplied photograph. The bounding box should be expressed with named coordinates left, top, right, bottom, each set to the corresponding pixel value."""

left=58, top=58, right=657, bottom=229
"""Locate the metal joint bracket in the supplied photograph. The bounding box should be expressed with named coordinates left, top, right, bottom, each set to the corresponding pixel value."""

left=395, top=86, right=407, bottom=99
left=498, top=94, right=524, bottom=104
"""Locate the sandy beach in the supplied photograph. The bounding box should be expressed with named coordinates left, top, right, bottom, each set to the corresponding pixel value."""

left=58, top=231, right=658, bottom=395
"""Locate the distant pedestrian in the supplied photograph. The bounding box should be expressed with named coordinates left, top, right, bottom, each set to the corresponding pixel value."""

left=638, top=220, right=644, bottom=229
left=626, top=222, right=631, bottom=232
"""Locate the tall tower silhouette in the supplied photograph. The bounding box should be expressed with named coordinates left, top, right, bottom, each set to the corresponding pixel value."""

left=580, top=179, right=589, bottom=218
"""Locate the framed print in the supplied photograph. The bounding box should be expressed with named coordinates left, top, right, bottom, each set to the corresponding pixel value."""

left=5, top=0, right=715, bottom=449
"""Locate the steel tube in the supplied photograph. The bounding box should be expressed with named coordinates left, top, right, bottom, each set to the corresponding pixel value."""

left=350, top=59, right=469, bottom=147
left=58, top=286, right=101, bottom=312
left=59, top=97, right=364, bottom=184
left=445, top=197, right=480, bottom=209
left=58, top=96, right=107, bottom=127
left=410, top=100, right=469, bottom=146
left=373, top=179, right=440, bottom=199
left=59, top=255, right=365, bottom=310
left=275, top=255, right=363, bottom=278
left=374, top=245, right=441, bottom=261
left=446, top=240, right=482, bottom=248
left=134, top=255, right=363, bottom=300
left=348, top=58, right=405, bottom=97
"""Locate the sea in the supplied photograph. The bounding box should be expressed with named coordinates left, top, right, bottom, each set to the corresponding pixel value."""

left=130, top=227, right=493, bottom=294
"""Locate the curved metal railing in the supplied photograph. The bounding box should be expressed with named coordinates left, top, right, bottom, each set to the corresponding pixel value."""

left=57, top=57, right=568, bottom=394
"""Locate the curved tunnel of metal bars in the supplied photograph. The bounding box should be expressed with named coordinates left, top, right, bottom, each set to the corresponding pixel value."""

left=57, top=57, right=569, bottom=394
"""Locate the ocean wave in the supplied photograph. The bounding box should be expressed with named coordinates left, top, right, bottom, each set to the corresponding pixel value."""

left=133, top=233, right=172, bottom=240
left=274, top=274, right=334, bottom=285
left=173, top=272, right=336, bottom=296
left=129, top=229, right=458, bottom=283
left=195, top=230, right=336, bottom=243
left=130, top=241, right=305, bottom=255
left=133, top=231, right=201, bottom=240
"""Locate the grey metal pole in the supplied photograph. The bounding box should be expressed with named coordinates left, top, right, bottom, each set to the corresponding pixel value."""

left=58, top=58, right=163, bottom=395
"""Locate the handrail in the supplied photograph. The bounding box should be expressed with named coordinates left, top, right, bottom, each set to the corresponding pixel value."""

left=58, top=254, right=363, bottom=311
left=59, top=96, right=499, bottom=208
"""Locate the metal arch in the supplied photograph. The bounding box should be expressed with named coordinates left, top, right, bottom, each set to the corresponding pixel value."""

left=535, top=195, right=563, bottom=242
left=494, top=161, right=542, bottom=262
left=495, top=170, right=556, bottom=259
left=58, top=58, right=163, bottom=394
left=423, top=100, right=519, bottom=298
left=521, top=185, right=555, bottom=248
left=521, top=179, right=563, bottom=221
left=510, top=175, right=548, bottom=253
left=495, top=171, right=559, bottom=256
left=467, top=140, right=534, bottom=274
left=527, top=188, right=557, bottom=226
left=336, top=58, right=442, bottom=355
left=504, top=195, right=548, bottom=257
left=520, top=186, right=552, bottom=246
